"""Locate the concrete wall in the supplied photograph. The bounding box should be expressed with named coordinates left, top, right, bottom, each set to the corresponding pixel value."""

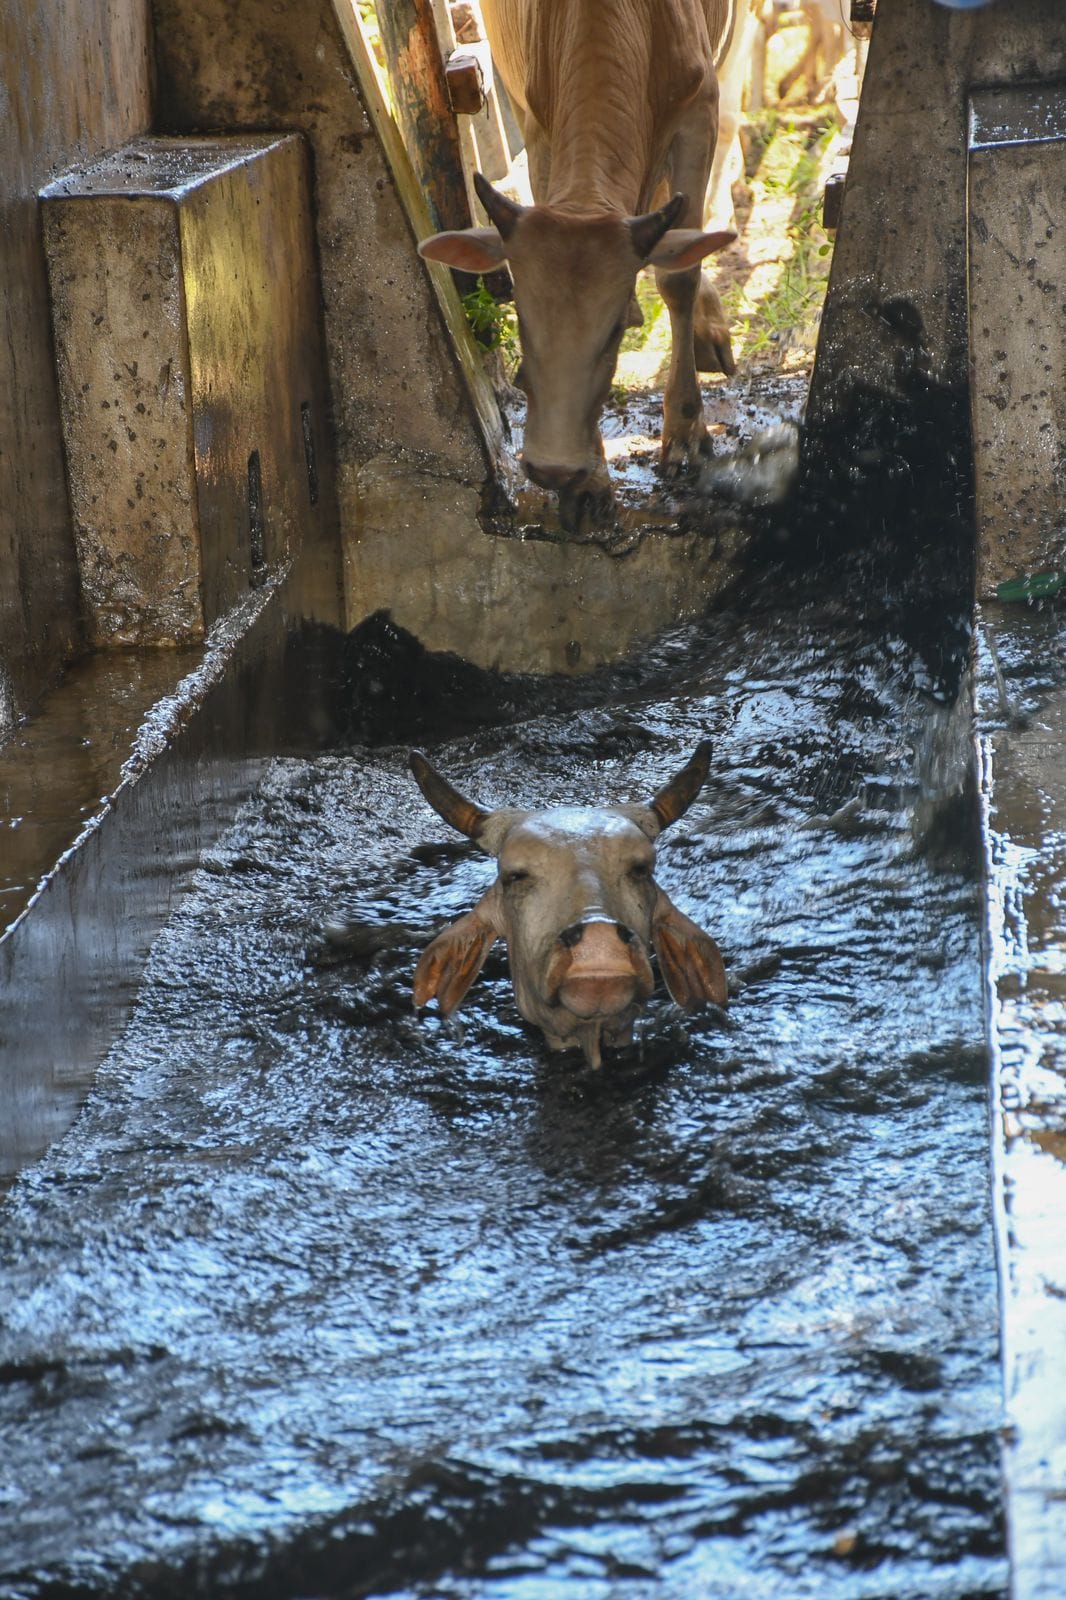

left=0, top=0, right=154, bottom=736
left=808, top=0, right=1066, bottom=422
left=0, top=0, right=503, bottom=737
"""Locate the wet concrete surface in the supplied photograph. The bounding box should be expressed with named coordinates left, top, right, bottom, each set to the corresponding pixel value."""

left=490, top=373, right=806, bottom=552
left=0, top=578, right=345, bottom=1181
left=975, top=603, right=1066, bottom=1598
left=0, top=525, right=1007, bottom=1596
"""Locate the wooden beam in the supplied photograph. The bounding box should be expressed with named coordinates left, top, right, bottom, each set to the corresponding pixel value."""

left=374, top=0, right=473, bottom=232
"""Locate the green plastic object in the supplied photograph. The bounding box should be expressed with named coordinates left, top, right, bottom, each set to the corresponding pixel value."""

left=995, top=571, right=1066, bottom=602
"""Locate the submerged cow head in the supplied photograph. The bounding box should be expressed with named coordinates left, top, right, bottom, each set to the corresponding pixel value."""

left=410, top=743, right=727, bottom=1068
left=418, top=174, right=734, bottom=509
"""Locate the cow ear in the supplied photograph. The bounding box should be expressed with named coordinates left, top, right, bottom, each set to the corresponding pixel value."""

left=418, top=227, right=509, bottom=272
left=651, top=890, right=727, bottom=1008
left=413, top=886, right=503, bottom=1017
left=648, top=228, right=737, bottom=271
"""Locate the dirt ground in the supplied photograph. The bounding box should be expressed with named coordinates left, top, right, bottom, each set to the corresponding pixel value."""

left=610, top=15, right=867, bottom=441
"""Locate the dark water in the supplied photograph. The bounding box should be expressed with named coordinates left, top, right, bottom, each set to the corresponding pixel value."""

left=0, top=558, right=1005, bottom=1597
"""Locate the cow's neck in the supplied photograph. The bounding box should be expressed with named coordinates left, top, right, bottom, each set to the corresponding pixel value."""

left=530, top=0, right=709, bottom=214
left=544, top=66, right=656, bottom=212
left=545, top=116, right=654, bottom=214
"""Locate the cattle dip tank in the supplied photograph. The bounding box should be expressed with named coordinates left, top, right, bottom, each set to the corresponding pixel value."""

left=0, top=529, right=1007, bottom=1597
left=4, top=0, right=1066, bottom=1595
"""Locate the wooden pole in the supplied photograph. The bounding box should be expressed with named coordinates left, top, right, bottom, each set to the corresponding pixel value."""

left=374, top=0, right=473, bottom=233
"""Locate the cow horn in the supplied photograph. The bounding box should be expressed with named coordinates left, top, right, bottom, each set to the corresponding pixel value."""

left=473, top=171, right=524, bottom=241
left=647, top=740, right=713, bottom=831
left=628, top=192, right=686, bottom=260
left=410, top=750, right=489, bottom=841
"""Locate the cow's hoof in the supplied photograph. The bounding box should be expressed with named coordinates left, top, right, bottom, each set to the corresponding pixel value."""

left=694, top=326, right=736, bottom=376
left=660, top=431, right=711, bottom=477
left=694, top=275, right=736, bottom=376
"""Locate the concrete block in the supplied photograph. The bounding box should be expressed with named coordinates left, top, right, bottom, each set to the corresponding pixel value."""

left=42, top=134, right=332, bottom=647
left=969, top=88, right=1066, bottom=598
left=807, top=0, right=1066, bottom=429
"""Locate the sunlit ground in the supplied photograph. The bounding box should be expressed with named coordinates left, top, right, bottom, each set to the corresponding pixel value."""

left=613, top=20, right=865, bottom=399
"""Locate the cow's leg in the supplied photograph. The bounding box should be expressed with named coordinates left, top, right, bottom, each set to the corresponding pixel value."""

left=655, top=262, right=709, bottom=469
left=705, top=1, right=764, bottom=230
left=657, top=104, right=719, bottom=471
left=694, top=276, right=735, bottom=375
left=705, top=96, right=741, bottom=233
left=779, top=2, right=823, bottom=100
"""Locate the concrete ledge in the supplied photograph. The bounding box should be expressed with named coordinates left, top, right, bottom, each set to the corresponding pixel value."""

left=343, top=455, right=753, bottom=676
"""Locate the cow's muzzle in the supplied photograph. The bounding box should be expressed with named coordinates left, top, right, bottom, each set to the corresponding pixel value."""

left=523, top=459, right=616, bottom=533
left=522, top=459, right=595, bottom=494
left=553, top=918, right=655, bottom=1020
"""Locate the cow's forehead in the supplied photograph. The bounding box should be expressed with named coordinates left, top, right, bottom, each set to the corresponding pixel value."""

left=504, top=807, right=649, bottom=849
left=514, top=210, right=637, bottom=280
left=524, top=208, right=631, bottom=247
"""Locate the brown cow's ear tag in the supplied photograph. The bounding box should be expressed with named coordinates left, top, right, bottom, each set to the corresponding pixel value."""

left=651, top=892, right=727, bottom=1009
left=418, top=227, right=509, bottom=273
left=413, top=887, right=503, bottom=1017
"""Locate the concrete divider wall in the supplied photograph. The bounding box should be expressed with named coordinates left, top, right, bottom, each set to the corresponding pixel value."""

left=151, top=0, right=500, bottom=504
left=0, top=0, right=154, bottom=736
left=808, top=0, right=1065, bottom=422
left=0, top=0, right=506, bottom=742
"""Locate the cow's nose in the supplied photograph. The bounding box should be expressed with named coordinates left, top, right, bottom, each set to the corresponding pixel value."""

left=522, top=458, right=590, bottom=494
left=559, top=920, right=632, bottom=949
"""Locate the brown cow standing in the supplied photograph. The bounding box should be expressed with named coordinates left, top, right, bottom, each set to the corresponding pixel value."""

left=419, top=0, right=738, bottom=518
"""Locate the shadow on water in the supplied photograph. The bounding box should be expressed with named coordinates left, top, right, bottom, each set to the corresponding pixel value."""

left=0, top=382, right=1006, bottom=1598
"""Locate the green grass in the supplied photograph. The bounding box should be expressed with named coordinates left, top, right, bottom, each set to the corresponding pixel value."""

left=619, top=276, right=669, bottom=357
left=755, top=109, right=838, bottom=198
left=461, top=278, right=520, bottom=363
left=720, top=108, right=839, bottom=365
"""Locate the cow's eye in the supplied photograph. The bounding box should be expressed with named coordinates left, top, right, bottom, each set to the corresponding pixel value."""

left=628, top=860, right=652, bottom=880
left=502, top=868, right=530, bottom=889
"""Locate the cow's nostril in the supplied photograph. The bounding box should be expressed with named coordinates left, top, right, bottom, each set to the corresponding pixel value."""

left=615, top=924, right=634, bottom=944
left=559, top=922, right=585, bottom=949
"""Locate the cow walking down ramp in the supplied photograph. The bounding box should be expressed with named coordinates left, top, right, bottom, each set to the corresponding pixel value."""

left=418, top=0, right=738, bottom=522
left=410, top=743, right=727, bottom=1070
